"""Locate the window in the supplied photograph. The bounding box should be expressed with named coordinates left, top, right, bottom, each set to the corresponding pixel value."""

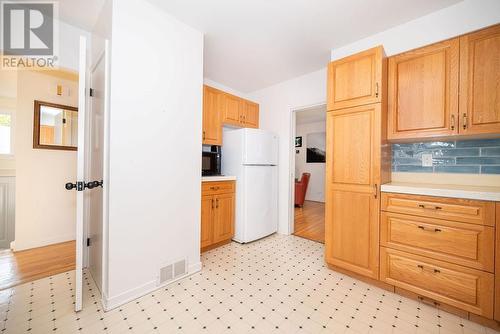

left=0, top=113, right=12, bottom=155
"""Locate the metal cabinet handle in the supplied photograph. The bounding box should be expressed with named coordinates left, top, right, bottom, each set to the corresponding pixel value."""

left=418, top=296, right=440, bottom=307
left=373, top=184, right=378, bottom=199
left=203, top=131, right=206, bottom=140
left=451, top=114, right=455, bottom=130
left=463, top=113, right=467, bottom=130
left=210, top=186, right=220, bottom=190
left=417, top=225, right=442, bottom=232
left=375, top=82, right=379, bottom=98
left=418, top=204, right=442, bottom=210
left=211, top=198, right=215, bottom=209
left=216, top=198, right=219, bottom=208
left=417, top=264, right=441, bottom=274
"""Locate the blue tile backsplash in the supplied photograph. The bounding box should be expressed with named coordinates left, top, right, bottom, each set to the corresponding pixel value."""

left=392, top=139, right=500, bottom=174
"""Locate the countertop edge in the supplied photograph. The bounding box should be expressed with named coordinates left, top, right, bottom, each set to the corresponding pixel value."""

left=381, top=184, right=500, bottom=202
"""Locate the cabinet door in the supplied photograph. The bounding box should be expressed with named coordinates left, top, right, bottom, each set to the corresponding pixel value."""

left=327, top=46, right=384, bottom=111
left=203, top=85, right=222, bottom=145
left=495, top=203, right=500, bottom=321
left=388, top=38, right=459, bottom=140
left=244, top=101, right=259, bottom=128
left=201, top=195, right=214, bottom=249
left=223, top=94, right=244, bottom=126
left=213, top=193, right=235, bottom=244
left=325, top=104, right=381, bottom=279
left=460, top=25, right=500, bottom=135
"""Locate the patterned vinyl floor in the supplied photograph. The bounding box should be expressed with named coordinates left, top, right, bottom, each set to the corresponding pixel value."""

left=1, top=234, right=498, bottom=334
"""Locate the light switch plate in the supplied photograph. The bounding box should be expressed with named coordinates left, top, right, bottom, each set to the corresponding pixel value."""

left=422, top=153, right=433, bottom=167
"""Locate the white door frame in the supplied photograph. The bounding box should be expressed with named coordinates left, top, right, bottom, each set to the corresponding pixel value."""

left=287, top=102, right=326, bottom=236
left=75, top=36, right=89, bottom=312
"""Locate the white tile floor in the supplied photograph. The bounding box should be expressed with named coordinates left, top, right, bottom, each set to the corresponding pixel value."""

left=1, top=234, right=499, bottom=334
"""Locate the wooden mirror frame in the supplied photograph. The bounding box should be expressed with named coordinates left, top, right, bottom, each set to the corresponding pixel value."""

left=33, top=100, right=78, bottom=151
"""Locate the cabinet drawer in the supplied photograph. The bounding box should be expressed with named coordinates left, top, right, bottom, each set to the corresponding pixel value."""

left=380, top=247, right=494, bottom=318
left=202, top=181, right=235, bottom=195
left=381, top=212, right=494, bottom=272
left=381, top=192, right=495, bottom=226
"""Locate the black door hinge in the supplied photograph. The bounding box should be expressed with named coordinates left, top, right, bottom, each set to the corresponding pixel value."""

left=87, top=238, right=91, bottom=247
left=89, top=88, right=94, bottom=97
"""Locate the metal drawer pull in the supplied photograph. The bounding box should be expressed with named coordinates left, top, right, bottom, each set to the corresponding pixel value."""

left=417, top=226, right=442, bottom=232
left=418, top=296, right=440, bottom=307
left=416, top=264, right=441, bottom=274
left=418, top=204, right=442, bottom=210
left=210, top=186, right=220, bottom=190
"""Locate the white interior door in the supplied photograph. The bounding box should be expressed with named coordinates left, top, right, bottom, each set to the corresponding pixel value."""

left=88, top=45, right=108, bottom=294
left=75, top=36, right=88, bottom=312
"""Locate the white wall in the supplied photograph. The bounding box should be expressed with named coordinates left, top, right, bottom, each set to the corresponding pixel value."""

left=14, top=70, right=79, bottom=251
left=104, top=0, right=203, bottom=309
left=331, top=0, right=500, bottom=60
left=295, top=121, right=325, bottom=203
left=248, top=69, right=326, bottom=234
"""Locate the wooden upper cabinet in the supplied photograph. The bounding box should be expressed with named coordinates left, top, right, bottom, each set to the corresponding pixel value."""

left=327, top=46, right=384, bottom=111
left=388, top=38, right=459, bottom=140
left=216, top=89, right=260, bottom=129
left=460, top=24, right=500, bottom=135
left=203, top=85, right=223, bottom=145
left=223, top=94, right=243, bottom=126
left=243, top=101, right=259, bottom=128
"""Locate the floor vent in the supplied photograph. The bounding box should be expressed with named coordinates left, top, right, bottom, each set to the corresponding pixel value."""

left=158, top=259, right=187, bottom=285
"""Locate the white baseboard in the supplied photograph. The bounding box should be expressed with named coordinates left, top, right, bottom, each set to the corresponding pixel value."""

left=13, top=234, right=76, bottom=251
left=102, top=261, right=202, bottom=312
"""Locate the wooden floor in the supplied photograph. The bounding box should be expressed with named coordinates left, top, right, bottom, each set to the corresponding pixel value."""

left=294, top=200, right=325, bottom=243
left=0, top=241, right=75, bottom=290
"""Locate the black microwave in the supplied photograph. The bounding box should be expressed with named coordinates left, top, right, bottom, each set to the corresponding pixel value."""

left=202, top=146, right=221, bottom=176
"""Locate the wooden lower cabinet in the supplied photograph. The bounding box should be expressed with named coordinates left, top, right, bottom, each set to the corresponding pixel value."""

left=496, top=203, right=500, bottom=321
left=380, top=247, right=494, bottom=318
left=380, top=211, right=495, bottom=272
left=212, top=193, right=235, bottom=244
left=201, top=181, right=235, bottom=252
left=381, top=192, right=495, bottom=226
left=201, top=195, right=214, bottom=249
left=378, top=192, right=499, bottom=323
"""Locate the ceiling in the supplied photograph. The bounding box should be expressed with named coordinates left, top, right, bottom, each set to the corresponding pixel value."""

left=296, top=105, right=326, bottom=125
left=59, top=0, right=462, bottom=93
left=58, top=0, right=106, bottom=31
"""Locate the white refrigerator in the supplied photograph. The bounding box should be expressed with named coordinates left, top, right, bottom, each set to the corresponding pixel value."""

left=222, top=128, right=278, bottom=243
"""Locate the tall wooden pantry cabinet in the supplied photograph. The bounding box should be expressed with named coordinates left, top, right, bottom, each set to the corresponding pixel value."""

left=325, top=46, right=390, bottom=280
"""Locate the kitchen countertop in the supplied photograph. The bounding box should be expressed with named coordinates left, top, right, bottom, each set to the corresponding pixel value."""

left=202, top=175, right=237, bottom=182
left=381, top=182, right=500, bottom=202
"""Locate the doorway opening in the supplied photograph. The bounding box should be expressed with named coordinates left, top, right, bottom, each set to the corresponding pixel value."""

left=0, top=68, right=80, bottom=290
left=291, top=104, right=326, bottom=243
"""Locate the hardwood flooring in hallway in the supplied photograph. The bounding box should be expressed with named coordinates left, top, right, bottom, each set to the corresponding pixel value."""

left=294, top=200, right=325, bottom=243
left=0, top=241, right=75, bottom=290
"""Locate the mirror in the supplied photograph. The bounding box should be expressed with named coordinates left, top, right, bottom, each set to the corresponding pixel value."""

left=33, top=100, right=78, bottom=151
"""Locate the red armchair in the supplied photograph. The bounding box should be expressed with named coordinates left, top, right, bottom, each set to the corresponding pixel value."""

left=295, top=173, right=311, bottom=207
